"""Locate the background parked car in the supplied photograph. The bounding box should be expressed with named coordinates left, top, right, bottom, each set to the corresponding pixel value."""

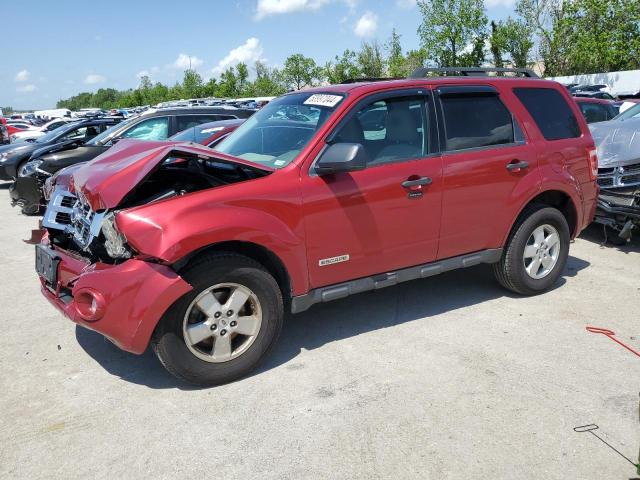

left=28, top=107, right=254, bottom=180
left=169, top=118, right=245, bottom=148
left=0, top=117, right=121, bottom=181
left=11, top=110, right=252, bottom=214
left=0, top=124, right=8, bottom=145
left=574, top=97, right=618, bottom=123
left=10, top=118, right=77, bottom=143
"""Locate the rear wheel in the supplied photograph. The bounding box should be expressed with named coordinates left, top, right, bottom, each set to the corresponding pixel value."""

left=493, top=206, right=570, bottom=295
left=152, top=253, right=283, bottom=386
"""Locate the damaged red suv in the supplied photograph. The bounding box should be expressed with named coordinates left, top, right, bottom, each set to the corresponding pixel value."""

left=36, top=68, right=598, bottom=386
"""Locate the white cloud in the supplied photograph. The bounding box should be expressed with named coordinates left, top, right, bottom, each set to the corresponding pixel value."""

left=255, top=0, right=331, bottom=19
left=212, top=37, right=264, bottom=74
left=354, top=11, right=378, bottom=37
left=484, top=0, right=516, bottom=6
left=14, top=69, right=30, bottom=82
left=84, top=73, right=106, bottom=84
left=396, top=0, right=416, bottom=7
left=16, top=84, right=36, bottom=93
left=136, top=70, right=150, bottom=79
left=171, top=53, right=204, bottom=70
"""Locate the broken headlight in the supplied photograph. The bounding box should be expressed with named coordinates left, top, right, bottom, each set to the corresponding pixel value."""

left=101, top=213, right=131, bottom=259
left=19, top=160, right=42, bottom=177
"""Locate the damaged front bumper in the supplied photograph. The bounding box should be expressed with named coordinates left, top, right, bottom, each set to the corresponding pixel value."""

left=594, top=188, right=640, bottom=241
left=37, top=238, right=193, bottom=354
left=10, top=174, right=44, bottom=215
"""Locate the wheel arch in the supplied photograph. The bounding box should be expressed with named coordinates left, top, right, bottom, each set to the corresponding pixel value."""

left=172, top=240, right=294, bottom=305
left=504, top=189, right=579, bottom=244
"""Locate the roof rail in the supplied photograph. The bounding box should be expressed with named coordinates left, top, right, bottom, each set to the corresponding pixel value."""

left=409, top=67, right=539, bottom=79
left=342, top=77, right=400, bottom=84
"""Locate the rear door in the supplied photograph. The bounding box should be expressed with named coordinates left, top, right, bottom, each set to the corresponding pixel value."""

left=301, top=88, right=443, bottom=289
left=435, top=85, right=539, bottom=259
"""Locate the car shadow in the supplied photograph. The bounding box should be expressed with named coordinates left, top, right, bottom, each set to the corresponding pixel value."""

left=75, top=256, right=590, bottom=390
left=579, top=223, right=640, bottom=254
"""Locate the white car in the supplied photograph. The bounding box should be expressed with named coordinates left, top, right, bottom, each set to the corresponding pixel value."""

left=10, top=118, right=75, bottom=143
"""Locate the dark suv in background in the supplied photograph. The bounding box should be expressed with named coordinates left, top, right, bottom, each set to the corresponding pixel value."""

left=11, top=107, right=254, bottom=214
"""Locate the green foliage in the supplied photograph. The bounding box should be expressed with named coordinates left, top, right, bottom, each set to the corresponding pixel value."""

left=357, top=41, right=386, bottom=77
left=386, top=29, right=406, bottom=78
left=324, top=50, right=361, bottom=84
left=417, top=0, right=488, bottom=67
left=1, top=106, right=14, bottom=115
left=53, top=3, right=640, bottom=110
left=490, top=17, right=533, bottom=69
left=282, top=53, right=321, bottom=90
left=517, top=0, right=639, bottom=75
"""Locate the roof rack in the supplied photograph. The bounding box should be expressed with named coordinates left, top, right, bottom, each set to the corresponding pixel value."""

left=342, top=77, right=400, bottom=84
left=409, top=67, right=539, bottom=79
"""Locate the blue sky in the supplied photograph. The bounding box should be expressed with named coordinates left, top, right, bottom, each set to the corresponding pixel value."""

left=3, top=0, right=517, bottom=109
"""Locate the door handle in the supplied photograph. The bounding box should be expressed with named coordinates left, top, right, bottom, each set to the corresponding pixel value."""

left=401, top=177, right=432, bottom=188
left=506, top=160, right=529, bottom=171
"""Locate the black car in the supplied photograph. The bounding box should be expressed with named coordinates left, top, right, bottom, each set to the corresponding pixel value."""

left=0, top=124, right=8, bottom=145
left=11, top=107, right=253, bottom=214
left=0, top=118, right=120, bottom=181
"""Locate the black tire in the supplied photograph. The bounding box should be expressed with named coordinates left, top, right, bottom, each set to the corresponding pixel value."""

left=493, top=205, right=570, bottom=295
left=152, top=252, right=283, bottom=386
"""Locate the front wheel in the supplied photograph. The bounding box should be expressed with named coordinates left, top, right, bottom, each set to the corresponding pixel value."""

left=152, top=253, right=283, bottom=386
left=493, top=206, right=570, bottom=295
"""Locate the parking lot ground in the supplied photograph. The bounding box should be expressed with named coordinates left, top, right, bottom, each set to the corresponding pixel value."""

left=0, top=182, right=638, bottom=480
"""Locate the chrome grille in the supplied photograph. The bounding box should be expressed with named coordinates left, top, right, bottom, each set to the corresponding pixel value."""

left=597, top=162, right=640, bottom=188
left=42, top=187, right=105, bottom=250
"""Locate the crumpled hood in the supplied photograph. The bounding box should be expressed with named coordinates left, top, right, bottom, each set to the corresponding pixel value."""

left=590, top=118, right=640, bottom=168
left=72, top=139, right=274, bottom=210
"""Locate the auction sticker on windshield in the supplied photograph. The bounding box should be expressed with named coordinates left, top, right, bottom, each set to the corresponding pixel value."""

left=304, top=94, right=343, bottom=108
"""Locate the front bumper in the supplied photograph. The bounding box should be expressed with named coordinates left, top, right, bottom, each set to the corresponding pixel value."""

left=10, top=175, right=43, bottom=214
left=38, top=240, right=193, bottom=354
left=0, top=162, right=13, bottom=181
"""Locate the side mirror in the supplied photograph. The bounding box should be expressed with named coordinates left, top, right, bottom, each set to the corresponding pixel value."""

left=315, top=143, right=368, bottom=175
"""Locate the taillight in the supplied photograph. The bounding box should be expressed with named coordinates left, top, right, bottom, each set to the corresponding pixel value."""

left=587, top=147, right=598, bottom=181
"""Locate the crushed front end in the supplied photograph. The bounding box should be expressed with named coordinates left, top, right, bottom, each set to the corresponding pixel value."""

left=36, top=186, right=192, bottom=353
left=594, top=187, right=640, bottom=242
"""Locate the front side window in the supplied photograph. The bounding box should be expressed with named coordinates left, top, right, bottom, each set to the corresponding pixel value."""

left=216, top=92, right=343, bottom=168
left=440, top=94, right=515, bottom=151
left=332, top=96, right=427, bottom=166
left=121, top=117, right=169, bottom=141
left=514, top=87, right=581, bottom=140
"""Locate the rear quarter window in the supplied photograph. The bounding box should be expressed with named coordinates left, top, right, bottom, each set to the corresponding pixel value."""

left=514, top=87, right=581, bottom=140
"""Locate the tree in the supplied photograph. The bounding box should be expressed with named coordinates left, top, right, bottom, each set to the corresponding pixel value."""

left=517, top=0, right=640, bottom=75
left=182, top=69, right=204, bottom=99
left=386, top=29, right=406, bottom=77
left=357, top=41, right=385, bottom=77
left=489, top=21, right=505, bottom=68
left=405, top=49, right=428, bottom=74
left=236, top=63, right=249, bottom=93
left=490, top=17, right=533, bottom=69
left=250, top=61, right=286, bottom=95
left=282, top=54, right=321, bottom=90
left=216, top=68, right=239, bottom=97
left=417, top=0, right=488, bottom=67
left=324, top=49, right=360, bottom=84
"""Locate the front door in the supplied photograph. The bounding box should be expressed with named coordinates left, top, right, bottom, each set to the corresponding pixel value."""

left=301, top=90, right=443, bottom=289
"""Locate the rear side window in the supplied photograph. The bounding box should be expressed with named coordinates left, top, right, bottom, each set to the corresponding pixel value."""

left=440, top=94, right=515, bottom=151
left=514, top=88, right=580, bottom=140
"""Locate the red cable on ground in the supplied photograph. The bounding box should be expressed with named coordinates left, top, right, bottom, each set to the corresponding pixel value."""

left=586, top=326, right=640, bottom=358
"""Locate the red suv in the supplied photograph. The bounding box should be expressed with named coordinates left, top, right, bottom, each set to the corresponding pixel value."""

left=36, top=69, right=598, bottom=386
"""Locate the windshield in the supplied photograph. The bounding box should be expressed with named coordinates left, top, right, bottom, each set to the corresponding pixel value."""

left=85, top=116, right=138, bottom=145
left=216, top=92, right=344, bottom=168
left=35, top=121, right=82, bottom=144
left=614, top=103, right=640, bottom=121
